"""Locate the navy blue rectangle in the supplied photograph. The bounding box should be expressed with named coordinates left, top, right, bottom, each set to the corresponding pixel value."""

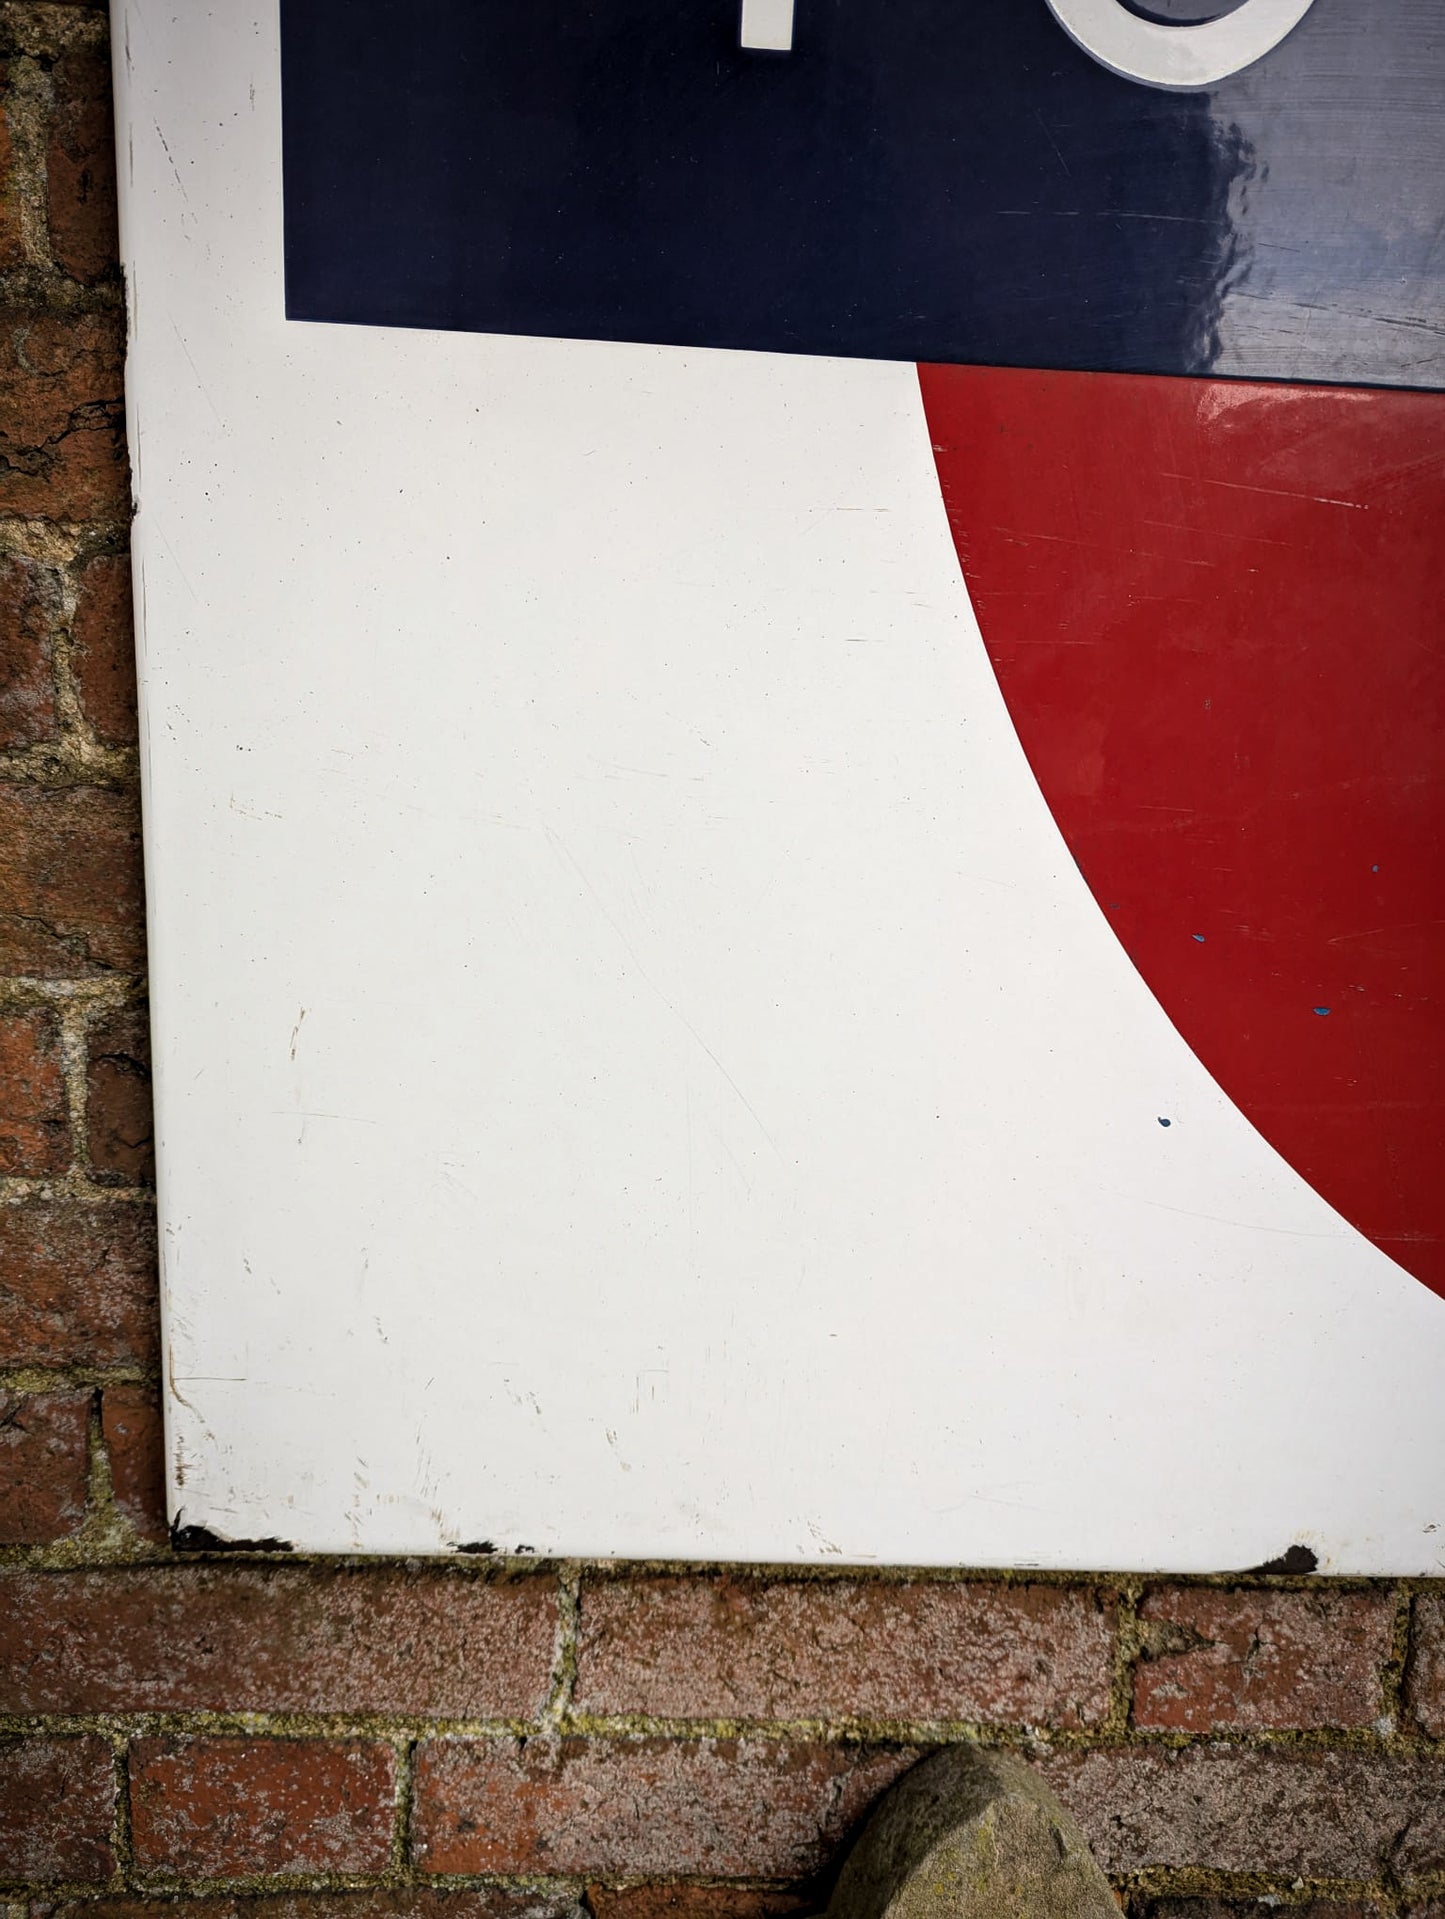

left=281, top=0, right=1443, bottom=388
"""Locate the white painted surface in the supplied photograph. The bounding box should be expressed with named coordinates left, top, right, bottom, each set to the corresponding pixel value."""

left=740, top=0, right=794, bottom=53
left=1044, top=0, right=1316, bottom=89
left=114, top=0, right=1445, bottom=1569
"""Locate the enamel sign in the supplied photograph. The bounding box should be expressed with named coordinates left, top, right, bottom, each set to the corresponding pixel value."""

left=115, top=0, right=1445, bottom=1566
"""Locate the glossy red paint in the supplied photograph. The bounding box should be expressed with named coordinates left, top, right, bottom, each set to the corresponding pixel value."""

left=919, top=365, right=1444, bottom=1297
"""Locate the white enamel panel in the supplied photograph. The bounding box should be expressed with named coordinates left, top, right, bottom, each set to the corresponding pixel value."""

left=113, top=0, right=1445, bottom=1569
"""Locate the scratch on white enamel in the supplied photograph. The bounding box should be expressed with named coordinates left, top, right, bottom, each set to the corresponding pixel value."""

left=544, top=824, right=783, bottom=1161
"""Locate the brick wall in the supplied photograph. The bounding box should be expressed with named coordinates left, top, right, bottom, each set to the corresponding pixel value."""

left=2, top=5, right=1443, bottom=1907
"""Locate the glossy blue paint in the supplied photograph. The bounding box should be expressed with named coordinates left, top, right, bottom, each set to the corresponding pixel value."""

left=282, top=0, right=1442, bottom=387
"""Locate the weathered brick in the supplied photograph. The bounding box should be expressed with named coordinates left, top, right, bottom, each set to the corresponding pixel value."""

left=0, top=1735, right=115, bottom=1884
left=0, top=1390, right=88, bottom=1543
left=99, top=1382, right=165, bottom=1540
left=0, top=552, right=58, bottom=746
left=1407, top=1592, right=1445, bottom=1737
left=129, top=1737, right=396, bottom=1878
left=411, top=1737, right=914, bottom=1878
left=45, top=43, right=117, bottom=284
left=68, top=549, right=133, bottom=745
left=85, top=1001, right=151, bottom=1183
left=1133, top=1587, right=1395, bottom=1732
left=31, top=1898, right=581, bottom=1919
left=0, top=76, right=26, bottom=270
left=0, top=1006, right=68, bottom=1175
left=1, top=2, right=111, bottom=29
left=0, top=785, right=144, bottom=974
left=1039, top=1747, right=1445, bottom=1879
left=576, top=1576, right=1114, bottom=1729
left=0, top=1198, right=157, bottom=1366
left=0, top=309, right=128, bottom=519
left=0, top=1564, right=558, bottom=1715
left=1143, top=1904, right=1387, bottom=1919
left=587, top=1890, right=814, bottom=1919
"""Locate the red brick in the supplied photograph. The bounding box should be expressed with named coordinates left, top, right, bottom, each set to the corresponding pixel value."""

left=68, top=549, right=134, bottom=746
left=85, top=1001, right=151, bottom=1183
left=129, top=1737, right=396, bottom=1878
left=0, top=310, right=128, bottom=520
left=411, top=1737, right=914, bottom=1878
left=1039, top=1747, right=1445, bottom=1879
left=0, top=1565, right=558, bottom=1715
left=1144, top=1905, right=1387, bottom=1919
left=1133, top=1587, right=1394, bottom=1732
left=0, top=1736, right=115, bottom=1883
left=0, top=1199, right=157, bottom=1366
left=1407, top=1592, right=1445, bottom=1737
left=588, top=1890, right=814, bottom=1919
left=576, top=1576, right=1115, bottom=1729
left=0, top=1006, right=69, bottom=1175
left=0, top=785, right=144, bottom=974
left=100, top=1382, right=165, bottom=1541
left=0, top=1390, right=88, bottom=1543
left=45, top=45, right=118, bottom=284
left=0, top=79, right=26, bottom=270
left=31, top=1899, right=580, bottom=1919
left=0, top=553, right=59, bottom=746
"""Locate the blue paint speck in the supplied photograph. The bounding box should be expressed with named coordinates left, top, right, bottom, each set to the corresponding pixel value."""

left=1313, top=1007, right=1331, bottom=1017
left=1158, top=1117, right=1172, bottom=1127
left=1192, top=933, right=1205, bottom=943
left=1372, top=864, right=1379, bottom=873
